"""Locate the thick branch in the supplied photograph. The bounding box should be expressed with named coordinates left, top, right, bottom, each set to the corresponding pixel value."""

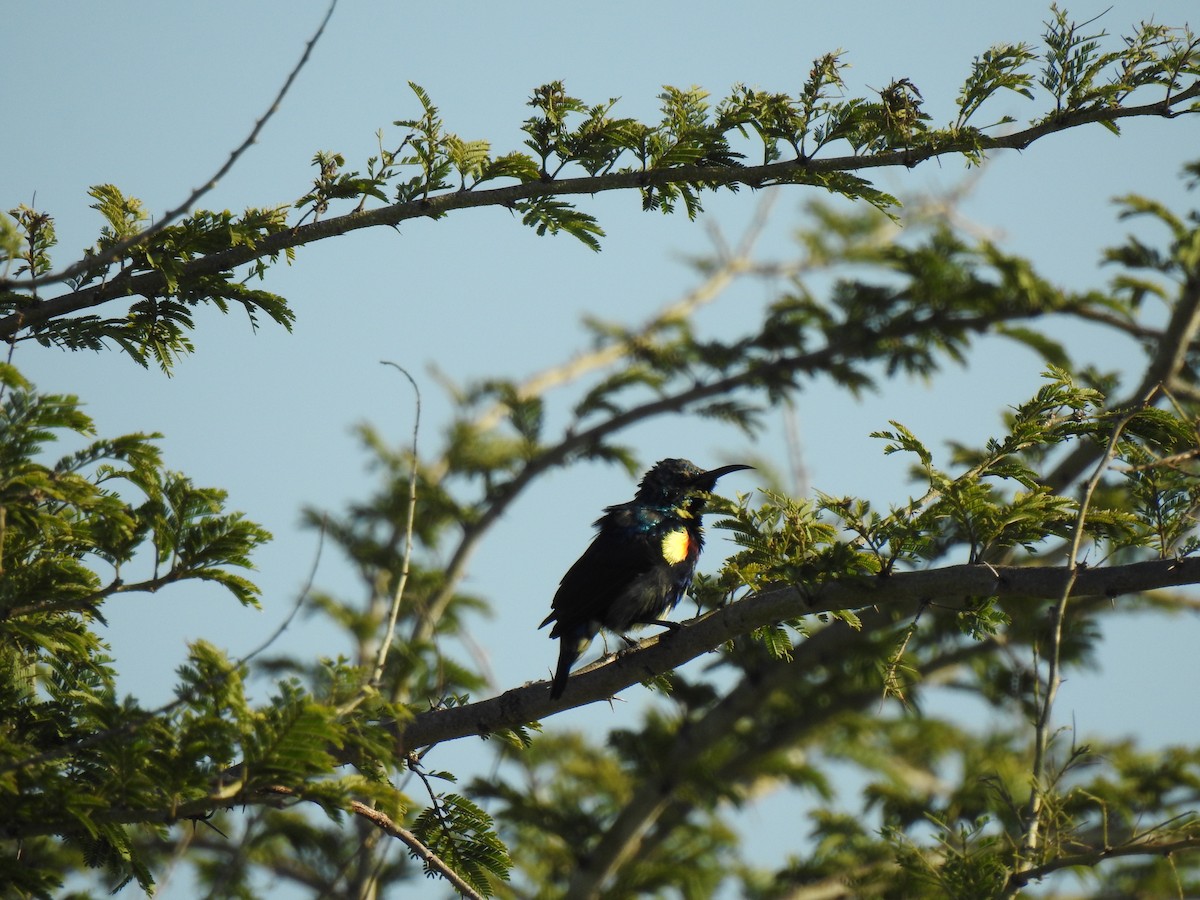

left=3, top=80, right=1196, bottom=341
left=394, top=556, right=1200, bottom=753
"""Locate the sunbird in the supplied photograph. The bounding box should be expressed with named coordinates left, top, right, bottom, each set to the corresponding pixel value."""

left=541, top=458, right=752, bottom=699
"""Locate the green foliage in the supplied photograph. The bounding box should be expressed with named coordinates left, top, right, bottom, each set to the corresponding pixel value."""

left=3, top=205, right=57, bottom=288
left=9, top=169, right=1200, bottom=895
left=475, top=732, right=742, bottom=897
left=1036, top=5, right=1200, bottom=125
left=295, top=150, right=391, bottom=219
left=265, top=171, right=1200, bottom=898
left=0, top=211, right=22, bottom=270
left=0, top=364, right=270, bottom=614
left=711, top=367, right=1183, bottom=613
left=0, top=365, right=279, bottom=893
left=411, top=791, right=511, bottom=894
left=511, top=197, right=605, bottom=252
left=888, top=815, right=1011, bottom=899
left=955, top=43, right=1037, bottom=133
left=89, top=183, right=149, bottom=245
left=2, top=191, right=295, bottom=373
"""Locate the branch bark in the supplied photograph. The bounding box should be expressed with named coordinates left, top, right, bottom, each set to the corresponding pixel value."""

left=1006, top=835, right=1200, bottom=892
left=394, top=556, right=1200, bottom=753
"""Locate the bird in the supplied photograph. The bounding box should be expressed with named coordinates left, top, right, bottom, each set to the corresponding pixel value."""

left=540, top=458, right=753, bottom=699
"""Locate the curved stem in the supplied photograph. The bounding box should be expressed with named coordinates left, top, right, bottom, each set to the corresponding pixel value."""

left=370, top=363, right=421, bottom=689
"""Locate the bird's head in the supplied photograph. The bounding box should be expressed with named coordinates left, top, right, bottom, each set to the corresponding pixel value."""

left=635, top=458, right=754, bottom=512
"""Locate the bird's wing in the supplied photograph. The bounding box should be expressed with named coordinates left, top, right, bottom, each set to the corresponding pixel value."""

left=544, top=506, right=662, bottom=635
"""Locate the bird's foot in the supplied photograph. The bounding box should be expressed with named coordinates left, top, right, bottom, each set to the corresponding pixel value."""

left=641, top=618, right=681, bottom=632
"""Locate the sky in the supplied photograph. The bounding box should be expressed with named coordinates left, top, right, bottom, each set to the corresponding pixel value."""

left=6, top=1, right=1200, bottom=895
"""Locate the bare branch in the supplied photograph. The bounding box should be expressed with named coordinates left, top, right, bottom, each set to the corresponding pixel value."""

left=241, top=519, right=326, bottom=666
left=361, top=363, right=421, bottom=698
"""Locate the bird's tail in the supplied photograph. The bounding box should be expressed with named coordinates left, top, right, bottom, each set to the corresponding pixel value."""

left=549, top=631, right=591, bottom=700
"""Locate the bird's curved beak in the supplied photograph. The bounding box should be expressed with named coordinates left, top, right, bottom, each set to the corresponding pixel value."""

left=692, top=464, right=754, bottom=491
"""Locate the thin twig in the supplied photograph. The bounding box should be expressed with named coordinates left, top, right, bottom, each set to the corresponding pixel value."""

left=242, top=516, right=326, bottom=666
left=409, top=758, right=463, bottom=856
left=168, top=780, right=486, bottom=900
left=336, top=362, right=422, bottom=717
left=371, top=362, right=421, bottom=689
left=1, top=0, right=339, bottom=294
left=348, top=800, right=485, bottom=900
left=1017, top=397, right=1151, bottom=870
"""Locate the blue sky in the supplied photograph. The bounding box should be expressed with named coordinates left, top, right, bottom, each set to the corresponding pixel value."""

left=7, top=0, right=1200, bottom=893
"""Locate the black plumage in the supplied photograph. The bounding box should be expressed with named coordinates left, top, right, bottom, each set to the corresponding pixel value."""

left=540, top=458, right=752, bottom=699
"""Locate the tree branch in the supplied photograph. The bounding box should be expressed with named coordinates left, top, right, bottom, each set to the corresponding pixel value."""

left=3, top=78, right=1195, bottom=341
left=1007, top=835, right=1200, bottom=892
left=2, top=780, right=486, bottom=900
left=1019, top=401, right=1145, bottom=870
left=364, top=363, right=421, bottom=695
left=348, top=800, right=486, bottom=900
left=393, top=556, right=1200, bottom=753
